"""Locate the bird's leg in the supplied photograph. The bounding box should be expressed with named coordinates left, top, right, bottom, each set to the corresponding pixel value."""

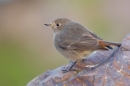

left=62, top=61, right=77, bottom=72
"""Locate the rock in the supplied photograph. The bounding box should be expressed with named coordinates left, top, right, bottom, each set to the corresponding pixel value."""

left=27, top=34, right=130, bottom=86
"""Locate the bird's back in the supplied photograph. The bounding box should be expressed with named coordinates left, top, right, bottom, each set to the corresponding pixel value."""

left=57, top=22, right=91, bottom=42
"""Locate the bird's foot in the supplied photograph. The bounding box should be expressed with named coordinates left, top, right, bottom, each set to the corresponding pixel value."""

left=61, top=61, right=77, bottom=73
left=61, top=67, right=71, bottom=73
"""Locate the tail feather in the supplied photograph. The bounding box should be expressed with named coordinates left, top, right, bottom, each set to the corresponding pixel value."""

left=106, top=46, right=113, bottom=49
left=99, top=40, right=121, bottom=50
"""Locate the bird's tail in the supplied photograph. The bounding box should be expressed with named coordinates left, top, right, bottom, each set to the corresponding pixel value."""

left=99, top=40, right=121, bottom=49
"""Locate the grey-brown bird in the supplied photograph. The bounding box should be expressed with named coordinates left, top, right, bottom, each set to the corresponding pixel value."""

left=44, top=18, right=120, bottom=72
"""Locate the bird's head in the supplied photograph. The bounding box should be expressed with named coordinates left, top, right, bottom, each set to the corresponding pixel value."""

left=44, top=18, right=71, bottom=32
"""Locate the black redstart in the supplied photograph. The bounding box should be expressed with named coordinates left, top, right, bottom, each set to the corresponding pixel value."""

left=44, top=18, right=120, bottom=72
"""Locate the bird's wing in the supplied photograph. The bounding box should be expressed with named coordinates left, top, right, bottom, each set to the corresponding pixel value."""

left=66, top=34, right=102, bottom=50
left=55, top=22, right=105, bottom=50
left=56, top=33, right=103, bottom=50
left=87, top=31, right=103, bottom=40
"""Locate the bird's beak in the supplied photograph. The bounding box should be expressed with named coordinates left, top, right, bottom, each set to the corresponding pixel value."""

left=44, top=23, right=51, bottom=26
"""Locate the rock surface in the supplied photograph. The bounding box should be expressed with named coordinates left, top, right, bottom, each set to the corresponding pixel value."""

left=27, top=34, right=130, bottom=86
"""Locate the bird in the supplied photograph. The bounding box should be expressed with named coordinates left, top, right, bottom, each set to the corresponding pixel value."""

left=44, top=18, right=120, bottom=72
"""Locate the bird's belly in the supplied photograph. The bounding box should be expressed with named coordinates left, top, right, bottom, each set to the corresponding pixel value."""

left=58, top=48, right=93, bottom=61
left=54, top=39, right=93, bottom=61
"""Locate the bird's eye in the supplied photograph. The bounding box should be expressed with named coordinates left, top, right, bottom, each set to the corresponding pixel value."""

left=56, top=23, right=60, bottom=26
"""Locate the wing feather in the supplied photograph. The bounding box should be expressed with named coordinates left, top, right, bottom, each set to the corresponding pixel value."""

left=55, top=22, right=102, bottom=51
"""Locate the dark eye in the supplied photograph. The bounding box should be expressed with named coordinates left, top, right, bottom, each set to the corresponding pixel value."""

left=56, top=23, right=60, bottom=26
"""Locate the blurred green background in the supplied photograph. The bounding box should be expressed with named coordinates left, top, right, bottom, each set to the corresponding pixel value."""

left=0, top=0, right=130, bottom=86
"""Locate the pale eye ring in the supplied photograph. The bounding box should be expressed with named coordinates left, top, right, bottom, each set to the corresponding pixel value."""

left=56, top=23, right=61, bottom=26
